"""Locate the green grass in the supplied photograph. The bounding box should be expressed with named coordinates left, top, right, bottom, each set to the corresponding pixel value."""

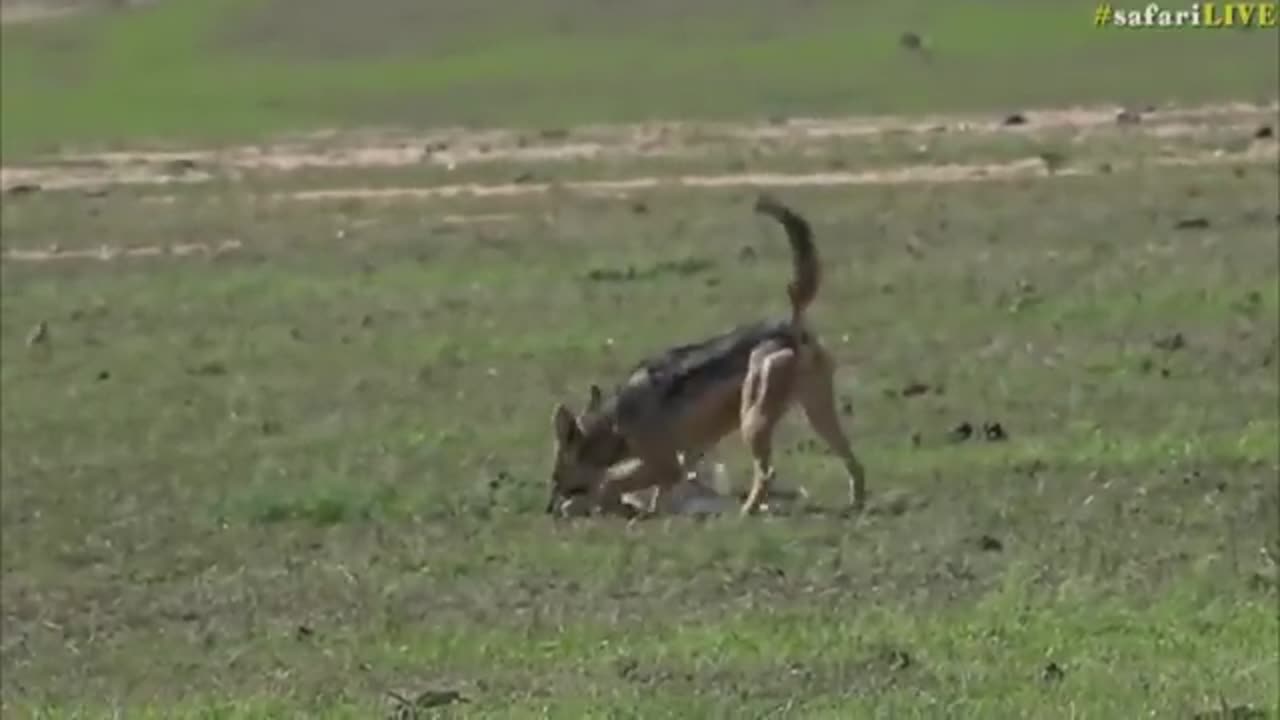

left=4, top=159, right=1278, bottom=716
left=2, top=0, right=1278, bottom=156
left=2, top=2, right=1279, bottom=718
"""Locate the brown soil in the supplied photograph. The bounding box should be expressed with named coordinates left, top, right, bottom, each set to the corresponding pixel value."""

left=276, top=146, right=1277, bottom=203
left=4, top=102, right=1275, bottom=263
left=3, top=101, right=1274, bottom=193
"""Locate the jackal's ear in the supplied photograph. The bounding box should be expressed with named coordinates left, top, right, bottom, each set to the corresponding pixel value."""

left=586, top=384, right=603, bottom=413
left=552, top=404, right=582, bottom=445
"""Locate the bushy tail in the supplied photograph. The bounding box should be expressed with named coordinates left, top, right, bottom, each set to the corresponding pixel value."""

left=754, top=194, right=820, bottom=325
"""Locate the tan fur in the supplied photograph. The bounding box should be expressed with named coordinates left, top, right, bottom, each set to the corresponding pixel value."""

left=555, top=453, right=733, bottom=519
left=548, top=194, right=866, bottom=518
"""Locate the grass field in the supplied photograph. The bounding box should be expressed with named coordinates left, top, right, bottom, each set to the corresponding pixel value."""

left=2, top=1, right=1279, bottom=718
left=3, top=0, right=1280, bottom=157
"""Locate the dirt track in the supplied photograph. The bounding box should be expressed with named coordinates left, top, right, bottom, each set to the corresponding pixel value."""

left=277, top=146, right=1277, bottom=203
left=0, top=2, right=79, bottom=25
left=1, top=239, right=244, bottom=262
left=3, top=102, right=1276, bottom=263
left=2, top=101, right=1275, bottom=193
left=0, top=215, right=517, bottom=263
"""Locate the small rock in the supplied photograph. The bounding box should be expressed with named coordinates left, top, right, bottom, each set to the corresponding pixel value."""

left=614, top=657, right=640, bottom=679
left=166, top=158, right=199, bottom=174
left=6, top=183, right=41, bottom=196
left=883, top=648, right=912, bottom=671
left=977, top=534, right=1004, bottom=552
left=1001, top=113, right=1028, bottom=127
left=422, top=140, right=450, bottom=156
left=188, top=361, right=227, bottom=376
left=983, top=422, right=1008, bottom=442
left=25, top=320, right=49, bottom=347
left=1153, top=332, right=1185, bottom=351
left=1255, top=125, right=1274, bottom=139
left=900, top=381, right=932, bottom=398
left=1116, top=109, right=1143, bottom=125
left=1174, top=217, right=1211, bottom=230
left=1041, top=662, right=1065, bottom=683
left=947, top=422, right=974, bottom=442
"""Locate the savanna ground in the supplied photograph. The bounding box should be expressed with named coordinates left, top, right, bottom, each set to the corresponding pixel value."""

left=2, top=1, right=1279, bottom=717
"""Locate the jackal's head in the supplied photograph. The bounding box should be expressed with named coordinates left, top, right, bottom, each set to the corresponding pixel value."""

left=546, top=384, right=624, bottom=514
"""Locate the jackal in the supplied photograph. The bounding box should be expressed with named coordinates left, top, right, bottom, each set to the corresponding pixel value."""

left=547, top=195, right=867, bottom=518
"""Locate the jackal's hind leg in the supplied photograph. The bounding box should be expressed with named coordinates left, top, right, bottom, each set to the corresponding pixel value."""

left=798, top=345, right=867, bottom=512
left=739, top=346, right=799, bottom=516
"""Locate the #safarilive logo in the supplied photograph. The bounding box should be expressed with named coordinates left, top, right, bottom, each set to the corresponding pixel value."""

left=1105, top=2, right=1278, bottom=27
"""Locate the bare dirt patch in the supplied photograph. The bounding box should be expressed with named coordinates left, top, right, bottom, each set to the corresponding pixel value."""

left=0, top=164, right=213, bottom=193
left=3, top=101, right=1275, bottom=193
left=0, top=0, right=161, bottom=26
left=728, top=102, right=1276, bottom=142
left=0, top=2, right=80, bottom=25
left=0, top=214, right=517, bottom=263
left=275, top=145, right=1278, bottom=203
left=1, top=238, right=243, bottom=263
